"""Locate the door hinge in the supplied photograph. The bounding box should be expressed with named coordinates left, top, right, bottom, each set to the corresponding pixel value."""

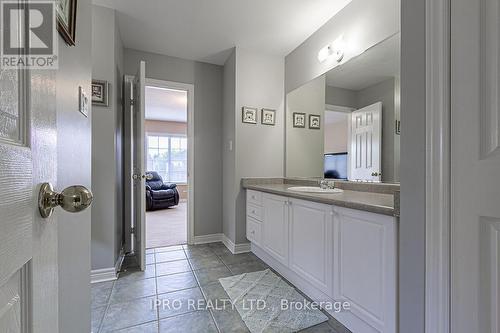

left=131, top=227, right=136, bottom=234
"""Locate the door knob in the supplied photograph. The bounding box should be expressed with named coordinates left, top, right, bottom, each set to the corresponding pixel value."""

left=38, top=183, right=93, bottom=218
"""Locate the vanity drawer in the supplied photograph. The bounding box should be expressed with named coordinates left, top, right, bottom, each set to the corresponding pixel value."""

left=247, top=190, right=263, bottom=206
left=247, top=203, right=263, bottom=221
left=246, top=217, right=262, bottom=246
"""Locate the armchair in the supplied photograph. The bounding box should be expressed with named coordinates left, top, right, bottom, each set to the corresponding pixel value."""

left=145, top=171, right=180, bottom=211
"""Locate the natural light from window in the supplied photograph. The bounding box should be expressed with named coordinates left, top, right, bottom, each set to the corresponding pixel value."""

left=147, top=135, right=187, bottom=183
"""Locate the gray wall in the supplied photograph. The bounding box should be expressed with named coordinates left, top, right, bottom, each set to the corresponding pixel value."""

left=286, top=75, right=326, bottom=178
left=91, top=5, right=124, bottom=271
left=325, top=85, right=357, bottom=107
left=285, top=0, right=400, bottom=93
left=234, top=49, right=285, bottom=243
left=222, top=48, right=285, bottom=244
left=124, top=49, right=223, bottom=237
left=114, top=9, right=125, bottom=262
left=222, top=49, right=236, bottom=242
left=56, top=0, right=92, bottom=330
left=400, top=0, right=425, bottom=331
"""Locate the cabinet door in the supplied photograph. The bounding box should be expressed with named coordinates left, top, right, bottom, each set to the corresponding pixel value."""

left=262, top=193, right=289, bottom=265
left=333, top=206, right=397, bottom=333
left=289, top=199, right=333, bottom=295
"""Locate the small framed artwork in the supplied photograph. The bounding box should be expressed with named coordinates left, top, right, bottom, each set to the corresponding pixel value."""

left=92, top=80, right=109, bottom=107
left=57, top=0, right=77, bottom=45
left=261, top=109, right=276, bottom=126
left=293, top=112, right=306, bottom=128
left=242, top=107, right=258, bottom=124
left=309, top=114, right=321, bottom=129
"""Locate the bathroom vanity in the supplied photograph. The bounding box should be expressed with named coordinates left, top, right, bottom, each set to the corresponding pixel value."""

left=243, top=179, right=399, bottom=333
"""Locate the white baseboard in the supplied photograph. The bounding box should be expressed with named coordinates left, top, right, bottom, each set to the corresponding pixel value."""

left=192, top=233, right=251, bottom=254
left=222, top=234, right=251, bottom=254
left=91, top=250, right=124, bottom=284
left=91, top=267, right=117, bottom=284
left=115, top=249, right=125, bottom=273
left=193, top=233, right=223, bottom=244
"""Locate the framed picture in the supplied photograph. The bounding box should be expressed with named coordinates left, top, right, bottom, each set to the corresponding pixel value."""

left=92, top=80, right=109, bottom=107
left=57, top=0, right=77, bottom=45
left=242, top=107, right=258, bottom=124
left=309, top=114, right=321, bottom=129
left=261, top=109, right=276, bottom=126
left=293, top=112, right=306, bottom=128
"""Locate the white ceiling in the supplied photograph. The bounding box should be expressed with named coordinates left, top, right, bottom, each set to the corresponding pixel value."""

left=145, top=86, right=187, bottom=122
left=326, top=33, right=400, bottom=91
left=92, top=0, right=352, bottom=65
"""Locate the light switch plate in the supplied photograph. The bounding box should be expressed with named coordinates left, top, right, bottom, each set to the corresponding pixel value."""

left=78, top=86, right=89, bottom=117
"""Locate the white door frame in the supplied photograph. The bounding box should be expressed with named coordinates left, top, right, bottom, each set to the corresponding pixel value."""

left=144, top=78, right=195, bottom=245
left=425, top=0, right=451, bottom=331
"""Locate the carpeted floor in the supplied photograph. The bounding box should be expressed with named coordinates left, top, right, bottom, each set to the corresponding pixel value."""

left=146, top=202, right=187, bottom=248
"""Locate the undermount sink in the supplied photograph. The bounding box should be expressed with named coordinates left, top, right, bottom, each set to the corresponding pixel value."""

left=287, top=186, right=343, bottom=194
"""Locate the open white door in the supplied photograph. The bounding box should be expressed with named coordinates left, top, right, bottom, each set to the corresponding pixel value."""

left=132, top=61, right=147, bottom=270
left=349, top=102, right=382, bottom=181
left=0, top=47, right=92, bottom=331
left=451, top=0, right=500, bottom=331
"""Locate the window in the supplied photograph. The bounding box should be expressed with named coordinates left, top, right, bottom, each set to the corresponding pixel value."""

left=147, top=134, right=187, bottom=183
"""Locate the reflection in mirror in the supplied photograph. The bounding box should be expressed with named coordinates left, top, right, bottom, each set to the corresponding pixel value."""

left=286, top=33, right=400, bottom=183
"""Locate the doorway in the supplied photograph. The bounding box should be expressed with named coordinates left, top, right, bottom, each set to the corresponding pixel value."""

left=144, top=79, right=194, bottom=249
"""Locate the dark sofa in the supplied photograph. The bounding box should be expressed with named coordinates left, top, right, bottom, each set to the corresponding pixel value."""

left=145, top=171, right=180, bottom=211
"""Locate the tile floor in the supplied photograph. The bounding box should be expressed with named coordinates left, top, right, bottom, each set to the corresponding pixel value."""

left=91, top=242, right=351, bottom=333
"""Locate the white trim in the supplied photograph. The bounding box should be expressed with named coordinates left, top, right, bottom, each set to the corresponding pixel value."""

left=193, top=233, right=223, bottom=244
left=325, top=104, right=355, bottom=113
left=115, top=250, right=125, bottom=274
left=91, top=268, right=117, bottom=284
left=191, top=233, right=251, bottom=254
left=91, top=251, right=124, bottom=284
left=222, top=234, right=251, bottom=254
left=145, top=78, right=195, bottom=245
left=425, top=0, right=451, bottom=331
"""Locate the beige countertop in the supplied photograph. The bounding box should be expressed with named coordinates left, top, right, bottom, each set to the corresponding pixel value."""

left=244, top=183, right=396, bottom=216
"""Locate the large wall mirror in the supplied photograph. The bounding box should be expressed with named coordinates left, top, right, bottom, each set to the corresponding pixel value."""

left=285, top=33, right=400, bottom=183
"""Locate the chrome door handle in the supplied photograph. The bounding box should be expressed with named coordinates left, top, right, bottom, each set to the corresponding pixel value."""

left=38, top=183, right=93, bottom=218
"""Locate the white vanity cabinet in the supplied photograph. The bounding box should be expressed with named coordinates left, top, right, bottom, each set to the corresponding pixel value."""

left=289, top=198, right=333, bottom=296
left=261, top=193, right=289, bottom=266
left=246, top=189, right=397, bottom=333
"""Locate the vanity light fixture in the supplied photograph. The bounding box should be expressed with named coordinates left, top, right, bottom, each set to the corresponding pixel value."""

left=317, top=36, right=345, bottom=63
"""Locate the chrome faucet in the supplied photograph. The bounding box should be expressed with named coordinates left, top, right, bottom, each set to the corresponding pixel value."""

left=319, top=179, right=335, bottom=189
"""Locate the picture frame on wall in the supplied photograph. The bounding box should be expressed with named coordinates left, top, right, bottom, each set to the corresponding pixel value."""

left=293, top=112, right=306, bottom=128
left=57, top=0, right=77, bottom=45
left=261, top=109, right=276, bottom=126
left=242, top=107, right=258, bottom=124
left=91, top=80, right=109, bottom=107
left=309, top=114, right=321, bottom=129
